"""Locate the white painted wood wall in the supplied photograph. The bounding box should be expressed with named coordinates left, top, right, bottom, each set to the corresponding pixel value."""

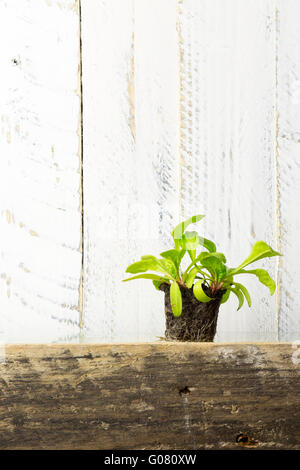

left=0, top=0, right=299, bottom=343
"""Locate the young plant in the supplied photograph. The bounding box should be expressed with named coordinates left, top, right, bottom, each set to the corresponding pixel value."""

left=123, top=215, right=281, bottom=317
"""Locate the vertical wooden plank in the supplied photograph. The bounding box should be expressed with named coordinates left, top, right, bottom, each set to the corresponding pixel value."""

left=178, top=0, right=278, bottom=341
left=133, top=0, right=179, bottom=339
left=81, top=0, right=179, bottom=340
left=81, top=0, right=136, bottom=341
left=276, top=0, right=300, bottom=341
left=0, top=0, right=81, bottom=342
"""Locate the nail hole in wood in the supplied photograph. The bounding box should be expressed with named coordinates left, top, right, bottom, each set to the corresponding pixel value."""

left=236, top=433, right=249, bottom=444
left=179, top=386, right=191, bottom=396
left=236, top=433, right=258, bottom=447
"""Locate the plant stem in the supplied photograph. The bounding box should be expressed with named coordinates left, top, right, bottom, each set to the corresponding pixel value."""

left=182, top=261, right=213, bottom=282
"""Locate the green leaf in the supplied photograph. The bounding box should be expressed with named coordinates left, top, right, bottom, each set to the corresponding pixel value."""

left=139, top=255, right=175, bottom=278
left=195, top=269, right=213, bottom=280
left=185, top=267, right=198, bottom=288
left=197, top=252, right=227, bottom=281
left=181, top=231, right=200, bottom=250
left=222, top=272, right=233, bottom=286
left=232, top=282, right=251, bottom=307
left=231, top=241, right=281, bottom=274
left=211, top=252, right=226, bottom=263
left=193, top=280, right=213, bottom=303
left=221, top=289, right=230, bottom=304
left=197, top=252, right=226, bottom=263
left=126, top=259, right=158, bottom=274
left=178, top=248, right=187, bottom=266
left=160, top=249, right=185, bottom=270
left=229, top=287, right=244, bottom=310
left=181, top=231, right=200, bottom=261
left=123, top=274, right=170, bottom=282
left=198, top=237, right=216, bottom=253
left=159, top=258, right=178, bottom=279
left=172, top=214, right=205, bottom=250
left=237, top=268, right=276, bottom=295
left=153, top=279, right=164, bottom=290
left=170, top=281, right=182, bottom=316
left=224, top=267, right=235, bottom=278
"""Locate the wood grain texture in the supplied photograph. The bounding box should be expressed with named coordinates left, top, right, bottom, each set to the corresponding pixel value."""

left=81, top=0, right=284, bottom=343
left=276, top=0, right=300, bottom=341
left=178, top=0, right=278, bottom=342
left=81, top=0, right=137, bottom=341
left=0, top=0, right=299, bottom=344
left=81, top=0, right=179, bottom=341
left=0, top=342, right=299, bottom=449
left=0, top=0, right=82, bottom=342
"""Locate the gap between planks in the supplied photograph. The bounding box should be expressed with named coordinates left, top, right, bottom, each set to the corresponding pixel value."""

left=78, top=0, right=84, bottom=334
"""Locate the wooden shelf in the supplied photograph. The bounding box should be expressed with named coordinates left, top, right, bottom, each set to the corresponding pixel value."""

left=0, top=343, right=299, bottom=449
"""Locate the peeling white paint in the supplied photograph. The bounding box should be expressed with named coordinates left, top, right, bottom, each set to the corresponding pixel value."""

left=276, top=0, right=300, bottom=341
left=0, top=0, right=299, bottom=343
left=0, top=0, right=81, bottom=342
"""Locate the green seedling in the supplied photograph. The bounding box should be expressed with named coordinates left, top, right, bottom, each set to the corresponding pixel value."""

left=123, top=215, right=281, bottom=317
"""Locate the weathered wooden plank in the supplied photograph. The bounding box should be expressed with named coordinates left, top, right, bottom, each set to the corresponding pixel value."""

left=81, top=0, right=136, bottom=341
left=178, top=0, right=278, bottom=341
left=0, top=343, right=299, bottom=449
left=1, top=0, right=298, bottom=346
left=0, top=0, right=82, bottom=342
left=131, top=0, right=179, bottom=339
left=81, top=0, right=179, bottom=340
left=276, top=0, right=300, bottom=341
